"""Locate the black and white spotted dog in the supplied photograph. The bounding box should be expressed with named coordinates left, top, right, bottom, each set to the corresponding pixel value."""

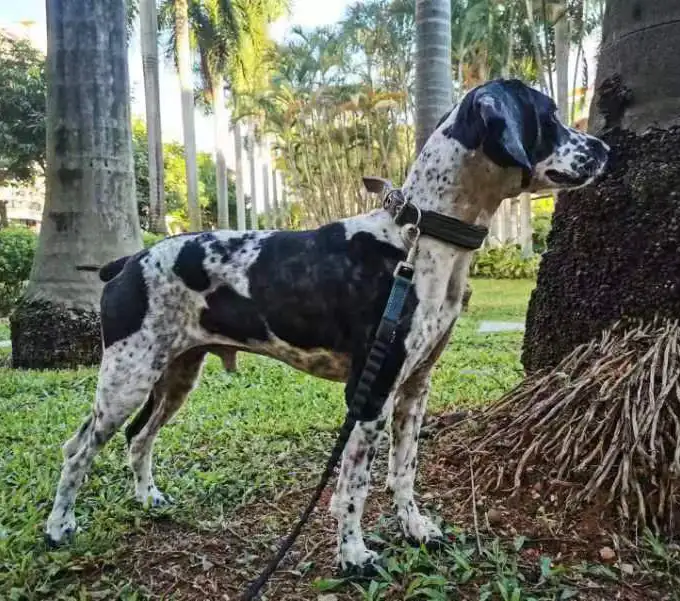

left=45, top=79, right=608, bottom=571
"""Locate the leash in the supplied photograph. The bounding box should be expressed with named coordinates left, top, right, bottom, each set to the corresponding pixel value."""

left=239, top=226, right=420, bottom=601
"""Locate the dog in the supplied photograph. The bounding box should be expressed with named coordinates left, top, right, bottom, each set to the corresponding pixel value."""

left=45, top=79, right=608, bottom=573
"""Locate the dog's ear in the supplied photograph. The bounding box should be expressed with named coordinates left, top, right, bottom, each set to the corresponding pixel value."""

left=363, top=176, right=393, bottom=195
left=476, top=94, right=532, bottom=172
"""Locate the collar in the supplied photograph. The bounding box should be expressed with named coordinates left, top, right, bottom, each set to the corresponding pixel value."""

left=382, top=188, right=488, bottom=250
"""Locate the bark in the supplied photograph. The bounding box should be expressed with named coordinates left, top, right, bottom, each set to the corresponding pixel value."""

left=11, top=0, right=142, bottom=369
left=523, top=0, right=680, bottom=372
left=234, top=121, right=246, bottom=230
left=414, top=0, right=452, bottom=153
left=553, top=3, right=570, bottom=117
left=261, top=158, right=271, bottom=229
left=247, top=125, right=258, bottom=229
left=213, top=80, right=229, bottom=230
left=271, top=165, right=279, bottom=229
left=141, top=0, right=166, bottom=233
left=175, top=0, right=201, bottom=230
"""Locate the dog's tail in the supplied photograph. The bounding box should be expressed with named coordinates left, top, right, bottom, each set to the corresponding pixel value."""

left=76, top=255, right=131, bottom=283
left=239, top=415, right=356, bottom=601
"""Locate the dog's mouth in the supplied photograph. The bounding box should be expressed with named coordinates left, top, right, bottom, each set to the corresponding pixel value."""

left=544, top=169, right=592, bottom=188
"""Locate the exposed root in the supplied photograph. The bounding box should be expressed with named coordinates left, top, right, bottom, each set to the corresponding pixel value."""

left=440, top=318, right=680, bottom=534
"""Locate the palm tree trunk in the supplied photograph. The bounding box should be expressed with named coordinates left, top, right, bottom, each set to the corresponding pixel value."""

left=233, top=121, right=246, bottom=230
left=553, top=2, right=570, bottom=117
left=175, top=0, right=201, bottom=230
left=140, top=0, right=166, bottom=234
left=519, top=192, right=533, bottom=257
left=11, top=0, right=142, bottom=369
left=261, top=142, right=271, bottom=229
left=415, top=0, right=452, bottom=154
left=523, top=0, right=680, bottom=371
left=271, top=165, right=279, bottom=229
left=247, top=124, right=258, bottom=229
left=212, top=79, right=229, bottom=230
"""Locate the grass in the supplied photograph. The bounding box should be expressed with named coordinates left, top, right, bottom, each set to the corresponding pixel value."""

left=2, top=278, right=676, bottom=600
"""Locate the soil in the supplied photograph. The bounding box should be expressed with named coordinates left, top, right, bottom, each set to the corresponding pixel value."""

left=10, top=299, right=101, bottom=368
left=76, top=417, right=673, bottom=601
left=522, top=119, right=680, bottom=372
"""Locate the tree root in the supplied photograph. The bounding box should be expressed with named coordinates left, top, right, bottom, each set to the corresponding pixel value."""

left=440, top=318, right=680, bottom=535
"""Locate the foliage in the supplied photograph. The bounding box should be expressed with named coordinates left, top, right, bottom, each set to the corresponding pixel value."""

left=131, top=118, right=242, bottom=230
left=0, top=226, right=37, bottom=316
left=471, top=244, right=540, bottom=279
left=0, top=36, right=46, bottom=186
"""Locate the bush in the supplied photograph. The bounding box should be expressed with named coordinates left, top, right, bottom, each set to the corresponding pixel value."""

left=470, top=244, right=540, bottom=279
left=142, top=231, right=166, bottom=248
left=0, top=227, right=38, bottom=315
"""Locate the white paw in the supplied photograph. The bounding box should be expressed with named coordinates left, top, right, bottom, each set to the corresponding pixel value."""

left=339, top=537, right=380, bottom=571
left=136, top=485, right=171, bottom=508
left=398, top=507, right=443, bottom=542
left=44, top=510, right=77, bottom=547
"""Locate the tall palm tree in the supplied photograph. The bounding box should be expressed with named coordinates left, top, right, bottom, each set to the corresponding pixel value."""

left=415, top=0, right=452, bottom=153
left=11, top=0, right=143, bottom=368
left=173, top=0, right=202, bottom=230
left=524, top=0, right=680, bottom=371
left=140, top=0, right=167, bottom=233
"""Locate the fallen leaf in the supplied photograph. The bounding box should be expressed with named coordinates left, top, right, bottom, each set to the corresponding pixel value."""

left=318, top=595, right=339, bottom=601
left=599, top=546, right=616, bottom=561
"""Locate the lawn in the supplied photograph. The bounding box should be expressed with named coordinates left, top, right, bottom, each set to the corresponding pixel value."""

left=0, top=279, right=676, bottom=600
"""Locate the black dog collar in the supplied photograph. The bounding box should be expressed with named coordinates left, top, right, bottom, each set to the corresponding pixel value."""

left=383, top=188, right=488, bottom=251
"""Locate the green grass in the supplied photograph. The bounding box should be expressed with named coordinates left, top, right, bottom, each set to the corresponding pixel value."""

left=0, top=319, right=8, bottom=341
left=0, top=279, right=532, bottom=598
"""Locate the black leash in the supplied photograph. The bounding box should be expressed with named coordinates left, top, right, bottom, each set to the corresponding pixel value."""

left=239, top=247, right=418, bottom=601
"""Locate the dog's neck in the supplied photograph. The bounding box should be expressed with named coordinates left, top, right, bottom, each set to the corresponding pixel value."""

left=400, top=128, right=524, bottom=230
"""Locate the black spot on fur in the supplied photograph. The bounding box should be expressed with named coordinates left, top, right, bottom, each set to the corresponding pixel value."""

left=348, top=503, right=355, bottom=513
left=173, top=239, right=211, bottom=291
left=101, top=251, right=149, bottom=347
left=200, top=285, right=269, bottom=343
left=246, top=223, right=418, bottom=422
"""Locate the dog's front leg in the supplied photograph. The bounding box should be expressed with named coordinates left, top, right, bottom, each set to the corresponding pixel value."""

left=329, top=408, right=389, bottom=572
left=387, top=364, right=443, bottom=544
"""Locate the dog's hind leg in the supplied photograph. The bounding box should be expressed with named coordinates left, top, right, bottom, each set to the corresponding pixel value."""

left=44, top=342, right=163, bottom=546
left=127, top=347, right=207, bottom=507
left=387, top=365, right=442, bottom=544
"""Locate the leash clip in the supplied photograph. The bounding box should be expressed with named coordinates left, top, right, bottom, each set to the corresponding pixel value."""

left=395, top=223, right=420, bottom=277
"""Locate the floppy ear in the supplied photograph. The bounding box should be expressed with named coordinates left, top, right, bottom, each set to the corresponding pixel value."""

left=362, top=176, right=393, bottom=195
left=476, top=94, right=532, bottom=172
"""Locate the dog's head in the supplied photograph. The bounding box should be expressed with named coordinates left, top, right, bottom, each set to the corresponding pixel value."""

left=438, top=78, right=609, bottom=192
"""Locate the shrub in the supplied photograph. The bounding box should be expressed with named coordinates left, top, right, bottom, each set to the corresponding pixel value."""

left=470, top=244, right=540, bottom=279
left=142, top=231, right=166, bottom=248
left=0, top=227, right=38, bottom=316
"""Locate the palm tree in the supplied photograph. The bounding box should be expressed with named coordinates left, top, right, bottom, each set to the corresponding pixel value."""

left=415, top=0, right=451, bottom=153
left=11, top=0, right=143, bottom=368
left=164, top=0, right=202, bottom=230
left=524, top=0, right=680, bottom=371
left=140, top=0, right=167, bottom=233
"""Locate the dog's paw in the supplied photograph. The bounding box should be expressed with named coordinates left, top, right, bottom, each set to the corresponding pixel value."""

left=338, top=541, right=380, bottom=577
left=398, top=508, right=443, bottom=543
left=44, top=512, right=77, bottom=548
left=136, top=486, right=172, bottom=508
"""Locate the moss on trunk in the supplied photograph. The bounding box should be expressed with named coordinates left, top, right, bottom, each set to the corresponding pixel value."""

left=10, top=300, right=101, bottom=369
left=522, top=125, right=680, bottom=372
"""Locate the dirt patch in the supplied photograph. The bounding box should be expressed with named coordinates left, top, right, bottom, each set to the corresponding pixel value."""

left=83, top=425, right=675, bottom=600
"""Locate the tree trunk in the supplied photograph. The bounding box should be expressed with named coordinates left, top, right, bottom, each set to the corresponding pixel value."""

left=11, top=0, right=142, bottom=369
left=522, top=0, right=680, bottom=372
left=414, top=0, right=452, bottom=153
left=262, top=158, right=271, bottom=229
left=140, top=0, right=166, bottom=234
left=175, top=0, right=201, bottom=231
left=519, top=192, right=533, bottom=258
left=233, top=121, right=246, bottom=231
left=553, top=3, right=570, bottom=117
left=271, top=166, right=279, bottom=229
left=247, top=125, right=258, bottom=230
left=213, top=80, right=229, bottom=230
